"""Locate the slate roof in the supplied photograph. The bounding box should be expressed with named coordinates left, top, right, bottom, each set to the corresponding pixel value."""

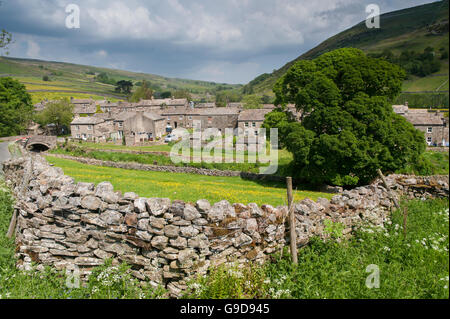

left=71, top=117, right=105, bottom=125
left=196, top=102, right=216, bottom=108
left=114, top=112, right=136, bottom=122
left=392, top=105, right=409, bottom=114
left=114, top=111, right=164, bottom=122
left=238, top=109, right=271, bottom=122
left=71, top=98, right=95, bottom=104
left=404, top=113, right=446, bottom=126
left=159, top=107, right=240, bottom=116
left=73, top=104, right=97, bottom=114
left=138, top=98, right=188, bottom=107
left=227, top=103, right=243, bottom=108
left=143, top=112, right=165, bottom=121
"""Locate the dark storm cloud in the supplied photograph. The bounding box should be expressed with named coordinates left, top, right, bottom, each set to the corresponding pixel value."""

left=0, top=0, right=438, bottom=83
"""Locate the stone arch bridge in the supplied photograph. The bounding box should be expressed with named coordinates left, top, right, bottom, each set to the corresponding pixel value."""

left=25, top=136, right=57, bottom=152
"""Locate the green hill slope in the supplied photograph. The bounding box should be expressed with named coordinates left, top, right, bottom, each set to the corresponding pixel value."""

left=0, top=56, right=241, bottom=103
left=243, top=0, right=449, bottom=99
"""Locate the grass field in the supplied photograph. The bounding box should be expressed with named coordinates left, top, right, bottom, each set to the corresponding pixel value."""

left=403, top=75, right=449, bottom=92
left=74, top=141, right=174, bottom=152
left=0, top=56, right=242, bottom=101
left=51, top=143, right=295, bottom=176
left=28, top=92, right=121, bottom=104
left=397, top=151, right=449, bottom=176
left=54, top=142, right=449, bottom=179
left=45, top=156, right=331, bottom=206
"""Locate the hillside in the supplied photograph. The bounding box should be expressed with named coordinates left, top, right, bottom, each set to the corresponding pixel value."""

left=243, top=0, right=449, bottom=99
left=0, top=56, right=241, bottom=104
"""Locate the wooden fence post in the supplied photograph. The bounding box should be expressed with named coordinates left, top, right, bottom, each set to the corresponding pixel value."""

left=6, top=210, right=17, bottom=239
left=403, top=206, right=408, bottom=239
left=286, top=177, right=298, bottom=265
left=377, top=169, right=401, bottom=210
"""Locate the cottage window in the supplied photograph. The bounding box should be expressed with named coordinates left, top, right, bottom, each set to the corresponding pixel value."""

left=427, top=127, right=433, bottom=133
left=118, top=122, right=123, bottom=128
left=76, top=125, right=80, bottom=130
left=245, top=122, right=249, bottom=127
left=88, top=125, right=93, bottom=130
left=179, top=116, right=183, bottom=120
left=252, top=122, right=256, bottom=127
left=427, top=137, right=432, bottom=143
left=188, top=116, right=192, bottom=120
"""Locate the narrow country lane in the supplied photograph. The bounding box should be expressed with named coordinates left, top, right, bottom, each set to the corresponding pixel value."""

left=0, top=142, right=11, bottom=175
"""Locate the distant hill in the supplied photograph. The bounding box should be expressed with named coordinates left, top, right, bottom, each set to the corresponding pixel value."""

left=0, top=56, right=241, bottom=104
left=243, top=0, right=449, bottom=97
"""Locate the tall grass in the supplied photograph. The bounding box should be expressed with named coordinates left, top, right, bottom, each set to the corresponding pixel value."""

left=184, top=198, right=449, bottom=299
left=397, top=151, right=449, bottom=176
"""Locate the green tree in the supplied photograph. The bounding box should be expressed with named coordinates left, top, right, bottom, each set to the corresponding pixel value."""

left=173, top=89, right=191, bottom=101
left=130, top=80, right=153, bottom=102
left=96, top=72, right=117, bottom=85
left=35, top=98, right=74, bottom=135
left=215, top=90, right=242, bottom=107
left=274, top=48, right=425, bottom=187
left=115, top=80, right=133, bottom=95
left=262, top=108, right=295, bottom=146
left=0, top=77, right=33, bottom=137
left=242, top=94, right=263, bottom=109
left=159, top=91, right=172, bottom=99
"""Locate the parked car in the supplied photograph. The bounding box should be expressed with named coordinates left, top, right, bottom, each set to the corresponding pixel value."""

left=164, top=134, right=177, bottom=143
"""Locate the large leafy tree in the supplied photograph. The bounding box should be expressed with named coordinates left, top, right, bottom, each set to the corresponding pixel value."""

left=242, top=94, right=263, bottom=109
left=0, top=77, right=34, bottom=137
left=273, top=48, right=425, bottom=186
left=130, top=80, right=153, bottom=102
left=262, top=108, right=295, bottom=147
left=115, top=80, right=133, bottom=95
left=35, top=98, right=74, bottom=135
left=173, top=89, right=192, bottom=101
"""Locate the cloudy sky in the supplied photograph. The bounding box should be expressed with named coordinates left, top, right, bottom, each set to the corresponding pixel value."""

left=0, top=0, right=437, bottom=84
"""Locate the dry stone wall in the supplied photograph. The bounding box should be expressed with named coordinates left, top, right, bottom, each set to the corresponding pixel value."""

left=2, top=154, right=448, bottom=297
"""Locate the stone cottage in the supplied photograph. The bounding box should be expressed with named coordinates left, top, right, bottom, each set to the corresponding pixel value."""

left=159, top=107, right=241, bottom=133
left=237, top=109, right=272, bottom=136
left=112, top=111, right=166, bottom=144
left=136, top=98, right=189, bottom=112
left=393, top=104, right=449, bottom=146
left=71, top=98, right=97, bottom=117
left=70, top=114, right=114, bottom=142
